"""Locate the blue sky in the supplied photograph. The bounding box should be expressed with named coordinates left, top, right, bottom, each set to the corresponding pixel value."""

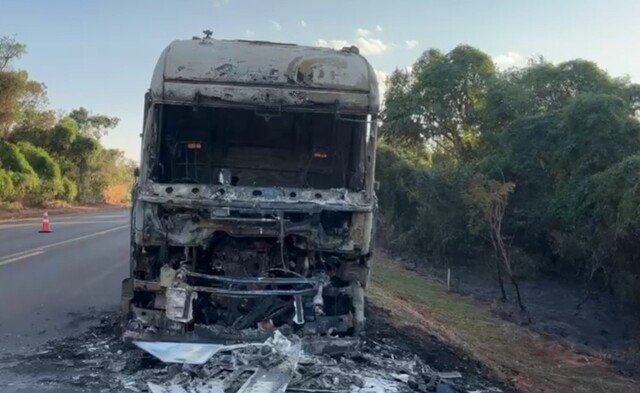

left=2, top=0, right=639, bottom=160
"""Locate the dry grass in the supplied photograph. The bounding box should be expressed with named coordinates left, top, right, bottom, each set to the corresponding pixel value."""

left=369, top=250, right=639, bottom=393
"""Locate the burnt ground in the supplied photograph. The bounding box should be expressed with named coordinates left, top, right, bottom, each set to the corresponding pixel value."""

left=365, top=305, right=513, bottom=393
left=0, top=306, right=509, bottom=393
left=398, top=256, right=640, bottom=379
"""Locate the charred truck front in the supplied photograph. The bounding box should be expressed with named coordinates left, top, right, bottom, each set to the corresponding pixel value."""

left=121, top=35, right=379, bottom=344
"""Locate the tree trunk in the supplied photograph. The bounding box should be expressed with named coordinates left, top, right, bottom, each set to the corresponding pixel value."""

left=509, top=274, right=526, bottom=312
left=496, top=233, right=528, bottom=315
left=495, top=256, right=508, bottom=301
left=489, top=232, right=508, bottom=301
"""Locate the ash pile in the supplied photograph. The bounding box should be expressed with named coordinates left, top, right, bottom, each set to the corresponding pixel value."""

left=0, top=313, right=503, bottom=393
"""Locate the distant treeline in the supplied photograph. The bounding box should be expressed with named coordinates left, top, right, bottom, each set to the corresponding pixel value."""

left=376, top=45, right=640, bottom=307
left=0, top=36, right=134, bottom=207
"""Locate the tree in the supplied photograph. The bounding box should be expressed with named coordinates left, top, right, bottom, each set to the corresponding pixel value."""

left=0, top=70, right=28, bottom=136
left=69, top=107, right=119, bottom=139
left=0, top=36, right=26, bottom=71
left=49, top=117, right=79, bottom=153
left=383, top=46, right=496, bottom=160
left=68, top=135, right=101, bottom=202
left=466, top=174, right=527, bottom=312
left=557, top=93, right=640, bottom=180
left=0, top=35, right=132, bottom=207
left=0, top=37, right=53, bottom=139
left=512, top=59, right=623, bottom=112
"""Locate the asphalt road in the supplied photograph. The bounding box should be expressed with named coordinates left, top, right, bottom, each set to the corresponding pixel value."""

left=0, top=209, right=130, bottom=355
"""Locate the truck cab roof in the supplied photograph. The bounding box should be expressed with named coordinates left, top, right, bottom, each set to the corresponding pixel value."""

left=150, top=38, right=380, bottom=113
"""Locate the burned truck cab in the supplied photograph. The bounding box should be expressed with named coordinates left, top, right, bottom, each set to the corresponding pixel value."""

left=122, top=35, right=379, bottom=342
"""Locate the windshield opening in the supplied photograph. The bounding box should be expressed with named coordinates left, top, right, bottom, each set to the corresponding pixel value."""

left=153, top=105, right=366, bottom=189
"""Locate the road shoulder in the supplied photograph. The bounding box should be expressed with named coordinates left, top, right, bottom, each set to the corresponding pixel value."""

left=369, top=250, right=639, bottom=393
left=0, top=204, right=128, bottom=223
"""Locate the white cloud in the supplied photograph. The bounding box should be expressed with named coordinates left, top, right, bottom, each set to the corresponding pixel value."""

left=315, top=39, right=351, bottom=50
left=355, top=36, right=387, bottom=55
left=316, top=30, right=389, bottom=56
left=356, top=28, right=371, bottom=37
left=245, top=29, right=255, bottom=38
left=212, top=0, right=228, bottom=8
left=375, top=25, right=382, bottom=32
left=405, top=40, right=419, bottom=49
left=301, top=20, right=307, bottom=28
left=270, top=20, right=282, bottom=31
left=493, top=51, right=526, bottom=69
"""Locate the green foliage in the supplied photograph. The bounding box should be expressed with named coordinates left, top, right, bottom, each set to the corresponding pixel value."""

left=379, top=44, right=640, bottom=307
left=69, top=107, right=119, bottom=139
left=558, top=94, right=640, bottom=179
left=376, top=143, right=476, bottom=260
left=0, top=169, right=15, bottom=200
left=0, top=35, right=51, bottom=138
left=383, top=45, right=495, bottom=160
left=59, top=177, right=78, bottom=203
left=465, top=174, right=515, bottom=237
left=0, top=70, right=28, bottom=136
left=0, top=140, right=39, bottom=198
left=0, top=36, right=131, bottom=207
left=17, top=141, right=60, bottom=180
left=49, top=116, right=78, bottom=152
left=0, top=35, right=27, bottom=71
left=513, top=59, right=622, bottom=111
left=16, top=141, right=63, bottom=203
left=0, top=140, right=33, bottom=174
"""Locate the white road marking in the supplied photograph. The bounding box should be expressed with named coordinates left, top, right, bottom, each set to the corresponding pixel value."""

left=0, top=250, right=45, bottom=265
left=0, top=225, right=129, bottom=266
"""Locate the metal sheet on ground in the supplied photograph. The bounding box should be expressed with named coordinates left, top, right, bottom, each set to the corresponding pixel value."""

left=133, top=341, right=242, bottom=365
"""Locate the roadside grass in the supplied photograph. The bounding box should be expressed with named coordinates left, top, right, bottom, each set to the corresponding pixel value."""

left=369, top=250, right=639, bottom=393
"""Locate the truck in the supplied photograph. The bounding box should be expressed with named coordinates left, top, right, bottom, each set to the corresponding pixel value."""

left=121, top=32, right=379, bottom=346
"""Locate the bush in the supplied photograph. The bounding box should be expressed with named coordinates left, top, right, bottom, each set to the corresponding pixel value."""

left=0, top=201, right=23, bottom=210
left=0, top=141, right=39, bottom=198
left=49, top=117, right=78, bottom=152
left=42, top=199, right=71, bottom=209
left=552, top=155, right=640, bottom=305
left=0, top=169, right=16, bottom=201
left=376, top=143, right=477, bottom=261
left=59, top=177, right=78, bottom=203
left=9, top=171, right=39, bottom=199
left=0, top=140, right=34, bottom=174
left=16, top=141, right=63, bottom=203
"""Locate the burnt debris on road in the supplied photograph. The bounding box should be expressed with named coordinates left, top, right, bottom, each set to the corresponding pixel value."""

left=0, top=310, right=508, bottom=393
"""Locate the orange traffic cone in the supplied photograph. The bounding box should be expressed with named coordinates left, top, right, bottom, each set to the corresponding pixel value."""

left=39, top=211, right=52, bottom=233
